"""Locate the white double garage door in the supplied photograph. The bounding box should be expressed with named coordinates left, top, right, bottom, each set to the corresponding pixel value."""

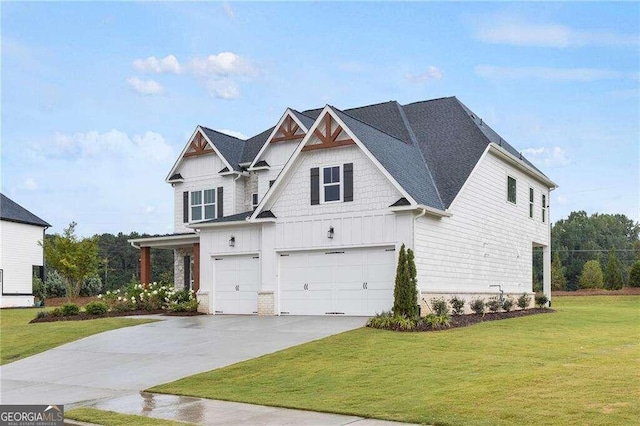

left=214, top=246, right=396, bottom=316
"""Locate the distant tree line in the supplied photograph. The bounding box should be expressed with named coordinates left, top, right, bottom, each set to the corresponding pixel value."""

left=534, top=211, right=640, bottom=291
left=43, top=223, right=174, bottom=298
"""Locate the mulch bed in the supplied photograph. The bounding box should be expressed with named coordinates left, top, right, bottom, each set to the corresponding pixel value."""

left=43, top=296, right=98, bottom=307
left=29, top=309, right=205, bottom=323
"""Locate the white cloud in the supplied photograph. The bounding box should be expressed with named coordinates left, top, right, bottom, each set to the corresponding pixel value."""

left=126, top=77, right=164, bottom=95
left=223, top=2, right=235, bottom=18
left=216, top=129, right=248, bottom=139
left=22, top=177, right=38, bottom=191
left=475, top=65, right=624, bottom=82
left=206, top=79, right=240, bottom=100
left=522, top=146, right=570, bottom=167
left=475, top=16, right=639, bottom=48
left=133, top=55, right=181, bottom=74
left=405, top=66, right=443, bottom=83
left=130, top=52, right=257, bottom=100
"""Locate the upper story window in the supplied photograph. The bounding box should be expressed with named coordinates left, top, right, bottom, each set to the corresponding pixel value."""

left=322, top=165, right=342, bottom=203
left=252, top=193, right=259, bottom=209
left=191, top=189, right=216, bottom=221
left=507, top=176, right=517, bottom=204
left=529, top=187, right=534, bottom=218
left=542, top=194, right=547, bottom=223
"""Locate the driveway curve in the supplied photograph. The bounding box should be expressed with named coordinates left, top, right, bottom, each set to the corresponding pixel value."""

left=0, top=315, right=366, bottom=405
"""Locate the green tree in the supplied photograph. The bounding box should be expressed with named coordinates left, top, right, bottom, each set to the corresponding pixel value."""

left=604, top=248, right=624, bottom=290
left=628, top=261, right=640, bottom=288
left=393, top=244, right=418, bottom=318
left=43, top=222, right=99, bottom=300
left=551, top=252, right=567, bottom=291
left=579, top=260, right=603, bottom=289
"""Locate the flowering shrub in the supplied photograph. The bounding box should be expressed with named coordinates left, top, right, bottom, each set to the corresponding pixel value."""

left=97, top=282, right=197, bottom=313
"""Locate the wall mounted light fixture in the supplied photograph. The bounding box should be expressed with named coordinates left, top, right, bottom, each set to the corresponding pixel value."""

left=327, top=226, right=334, bottom=239
left=229, top=236, right=235, bottom=247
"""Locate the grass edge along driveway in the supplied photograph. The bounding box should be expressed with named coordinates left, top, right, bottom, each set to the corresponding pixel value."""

left=0, top=308, right=157, bottom=365
left=150, top=296, right=640, bottom=426
left=66, top=408, right=193, bottom=426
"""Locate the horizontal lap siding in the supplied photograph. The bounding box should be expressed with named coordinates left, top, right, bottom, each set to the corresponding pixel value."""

left=415, top=151, right=550, bottom=293
left=0, top=221, right=44, bottom=295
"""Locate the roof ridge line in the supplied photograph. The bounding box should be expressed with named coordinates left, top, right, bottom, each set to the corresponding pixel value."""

left=396, top=103, right=445, bottom=207
left=333, top=107, right=409, bottom=145
left=402, top=96, right=455, bottom=107
left=199, top=125, right=246, bottom=141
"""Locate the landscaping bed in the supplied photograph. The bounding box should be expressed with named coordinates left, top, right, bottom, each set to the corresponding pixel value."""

left=29, top=309, right=205, bottom=323
left=411, top=307, right=554, bottom=331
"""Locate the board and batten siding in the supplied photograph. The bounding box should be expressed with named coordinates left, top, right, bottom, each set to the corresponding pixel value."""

left=268, top=144, right=402, bottom=218
left=414, top=150, right=550, bottom=294
left=0, top=221, right=44, bottom=307
left=255, top=141, right=299, bottom=201
left=172, top=153, right=234, bottom=233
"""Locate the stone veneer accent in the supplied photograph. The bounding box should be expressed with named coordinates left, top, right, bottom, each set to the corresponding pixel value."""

left=173, top=247, right=194, bottom=290
left=257, top=291, right=275, bottom=316
left=419, top=291, right=535, bottom=316
left=196, top=291, right=210, bottom=314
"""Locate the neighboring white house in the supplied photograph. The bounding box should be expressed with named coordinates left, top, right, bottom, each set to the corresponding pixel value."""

left=130, top=97, right=557, bottom=316
left=0, top=194, right=50, bottom=308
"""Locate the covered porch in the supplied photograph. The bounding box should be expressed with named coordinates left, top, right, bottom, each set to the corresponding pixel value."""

left=128, top=233, right=201, bottom=293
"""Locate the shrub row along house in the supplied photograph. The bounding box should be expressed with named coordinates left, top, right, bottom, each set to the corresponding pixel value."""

left=129, top=97, right=557, bottom=316
left=0, top=193, right=50, bottom=308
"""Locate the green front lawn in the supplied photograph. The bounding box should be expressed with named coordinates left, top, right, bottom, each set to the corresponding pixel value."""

left=0, top=308, right=157, bottom=365
left=66, top=408, right=192, bottom=426
left=150, top=296, right=640, bottom=425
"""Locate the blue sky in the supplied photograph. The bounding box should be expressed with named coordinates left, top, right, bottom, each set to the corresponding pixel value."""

left=2, top=2, right=638, bottom=236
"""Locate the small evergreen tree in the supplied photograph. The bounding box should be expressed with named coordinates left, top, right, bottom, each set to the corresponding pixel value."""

left=604, top=248, right=624, bottom=290
left=551, top=252, right=567, bottom=291
left=393, top=244, right=418, bottom=318
left=628, top=261, right=640, bottom=288
left=579, top=260, right=603, bottom=289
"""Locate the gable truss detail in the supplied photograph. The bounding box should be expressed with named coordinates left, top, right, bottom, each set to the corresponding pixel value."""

left=303, top=113, right=355, bottom=152
left=271, top=115, right=306, bottom=143
left=184, top=132, right=215, bottom=158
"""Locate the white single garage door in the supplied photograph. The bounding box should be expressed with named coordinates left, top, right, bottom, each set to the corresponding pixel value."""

left=214, top=255, right=259, bottom=314
left=279, top=246, right=396, bottom=316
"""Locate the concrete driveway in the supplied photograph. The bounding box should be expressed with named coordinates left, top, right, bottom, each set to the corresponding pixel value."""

left=0, top=315, right=367, bottom=406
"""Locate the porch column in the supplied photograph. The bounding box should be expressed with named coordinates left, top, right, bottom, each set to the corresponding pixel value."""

left=193, top=243, right=200, bottom=293
left=140, top=246, right=151, bottom=285
left=543, top=245, right=551, bottom=306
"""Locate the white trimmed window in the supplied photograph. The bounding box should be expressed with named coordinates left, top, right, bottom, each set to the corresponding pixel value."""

left=529, top=187, right=534, bottom=218
left=507, top=176, right=517, bottom=204
left=252, top=193, right=259, bottom=209
left=191, top=189, right=216, bottom=221
left=542, top=194, right=547, bottom=223
left=322, top=165, right=342, bottom=203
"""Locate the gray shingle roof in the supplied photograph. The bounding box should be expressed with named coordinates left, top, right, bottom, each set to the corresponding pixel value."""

left=198, top=211, right=254, bottom=224
left=332, top=108, right=444, bottom=210
left=200, top=96, right=551, bottom=211
left=1, top=194, right=50, bottom=227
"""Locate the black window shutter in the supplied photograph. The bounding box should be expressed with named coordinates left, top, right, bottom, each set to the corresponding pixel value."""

left=310, top=168, right=320, bottom=205
left=217, top=186, right=224, bottom=218
left=183, top=192, right=189, bottom=223
left=344, top=163, right=353, bottom=202
left=184, top=256, right=191, bottom=289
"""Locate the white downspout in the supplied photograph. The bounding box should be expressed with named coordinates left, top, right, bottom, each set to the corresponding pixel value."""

left=413, top=208, right=427, bottom=314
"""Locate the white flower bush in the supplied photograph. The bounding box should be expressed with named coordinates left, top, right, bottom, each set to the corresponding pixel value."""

left=97, top=281, right=197, bottom=313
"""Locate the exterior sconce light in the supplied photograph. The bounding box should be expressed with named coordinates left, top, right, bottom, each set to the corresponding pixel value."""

left=327, top=226, right=334, bottom=239
left=229, top=236, right=235, bottom=247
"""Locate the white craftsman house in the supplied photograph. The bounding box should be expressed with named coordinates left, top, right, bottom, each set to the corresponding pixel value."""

left=0, top=194, right=50, bottom=308
left=130, top=97, right=557, bottom=315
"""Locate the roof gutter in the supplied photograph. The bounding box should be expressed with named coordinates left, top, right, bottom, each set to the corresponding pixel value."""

left=489, top=143, right=558, bottom=190
left=390, top=204, right=452, bottom=218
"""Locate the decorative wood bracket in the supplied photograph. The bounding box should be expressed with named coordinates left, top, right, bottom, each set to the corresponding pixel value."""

left=272, top=115, right=305, bottom=143
left=302, top=114, right=355, bottom=152
left=184, top=132, right=214, bottom=158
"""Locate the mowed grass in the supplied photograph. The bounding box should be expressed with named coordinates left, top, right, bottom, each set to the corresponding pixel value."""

left=150, top=296, right=640, bottom=426
left=66, top=408, right=192, bottom=426
left=0, top=308, right=156, bottom=365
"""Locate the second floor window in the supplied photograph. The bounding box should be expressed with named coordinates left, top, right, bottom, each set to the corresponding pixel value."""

left=542, top=194, right=547, bottom=223
left=191, top=189, right=216, bottom=221
left=322, top=165, right=342, bottom=203
left=507, top=176, right=517, bottom=204
left=252, top=193, right=259, bottom=209
left=529, top=187, right=534, bottom=218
